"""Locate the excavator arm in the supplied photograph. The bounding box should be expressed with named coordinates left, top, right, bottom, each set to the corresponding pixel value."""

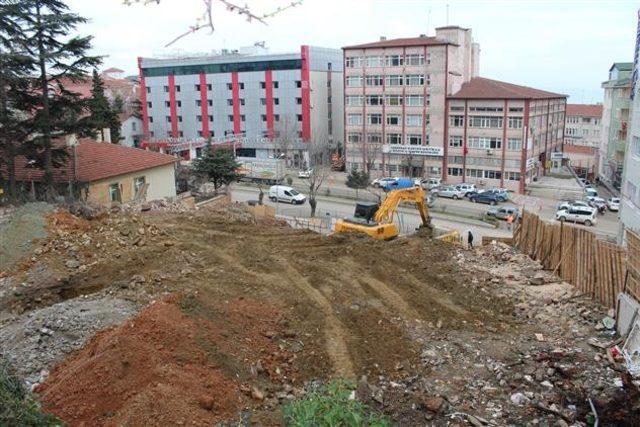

left=374, top=186, right=431, bottom=228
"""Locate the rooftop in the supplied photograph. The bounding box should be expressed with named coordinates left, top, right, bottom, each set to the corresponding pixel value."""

left=609, top=62, right=634, bottom=72
left=449, top=77, right=566, bottom=100
left=7, top=139, right=177, bottom=183
left=566, top=104, right=603, bottom=117
left=343, top=36, right=457, bottom=50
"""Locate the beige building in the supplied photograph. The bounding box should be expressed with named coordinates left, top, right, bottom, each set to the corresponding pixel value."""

left=563, top=104, right=602, bottom=179
left=446, top=78, right=566, bottom=193
left=342, top=26, right=480, bottom=178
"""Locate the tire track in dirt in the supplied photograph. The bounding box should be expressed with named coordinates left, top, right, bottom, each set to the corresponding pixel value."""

left=281, top=263, right=355, bottom=379
left=402, top=273, right=470, bottom=317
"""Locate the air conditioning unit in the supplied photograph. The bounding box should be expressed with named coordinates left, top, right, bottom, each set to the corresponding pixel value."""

left=486, top=149, right=493, bottom=155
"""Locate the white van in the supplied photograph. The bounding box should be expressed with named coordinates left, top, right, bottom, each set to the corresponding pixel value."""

left=556, top=206, right=597, bottom=226
left=268, top=185, right=306, bottom=204
left=585, top=187, right=598, bottom=198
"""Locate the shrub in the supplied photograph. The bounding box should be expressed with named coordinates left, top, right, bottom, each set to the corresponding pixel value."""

left=0, top=357, right=61, bottom=426
left=283, top=379, right=389, bottom=427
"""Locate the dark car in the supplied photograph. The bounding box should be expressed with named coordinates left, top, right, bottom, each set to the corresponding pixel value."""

left=469, top=191, right=501, bottom=205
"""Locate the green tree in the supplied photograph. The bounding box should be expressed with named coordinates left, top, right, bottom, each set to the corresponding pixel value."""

left=19, top=0, right=101, bottom=198
left=345, top=168, right=369, bottom=190
left=85, top=69, right=121, bottom=143
left=192, top=144, right=240, bottom=192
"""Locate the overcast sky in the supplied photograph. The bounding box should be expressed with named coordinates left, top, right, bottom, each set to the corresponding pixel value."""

left=68, top=0, right=639, bottom=104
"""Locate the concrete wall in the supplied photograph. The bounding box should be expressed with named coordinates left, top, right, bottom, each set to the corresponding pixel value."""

left=86, top=163, right=176, bottom=206
left=620, top=82, right=640, bottom=242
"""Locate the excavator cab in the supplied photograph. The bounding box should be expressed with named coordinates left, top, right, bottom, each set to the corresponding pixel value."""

left=353, top=202, right=379, bottom=223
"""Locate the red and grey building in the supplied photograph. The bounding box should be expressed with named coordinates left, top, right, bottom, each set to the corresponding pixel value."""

left=138, top=46, right=343, bottom=163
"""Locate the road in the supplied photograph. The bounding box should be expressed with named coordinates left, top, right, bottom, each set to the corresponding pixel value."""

left=230, top=186, right=512, bottom=243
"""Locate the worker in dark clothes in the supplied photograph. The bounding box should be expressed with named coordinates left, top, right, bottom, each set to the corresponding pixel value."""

left=467, top=230, right=474, bottom=249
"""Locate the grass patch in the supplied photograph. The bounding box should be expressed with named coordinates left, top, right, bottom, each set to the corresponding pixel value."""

left=283, top=379, right=389, bottom=427
left=0, top=356, right=62, bottom=426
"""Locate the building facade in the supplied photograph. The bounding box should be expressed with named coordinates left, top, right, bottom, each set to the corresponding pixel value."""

left=342, top=26, right=480, bottom=178
left=446, top=78, right=566, bottom=193
left=138, top=46, right=343, bottom=164
left=563, top=104, right=602, bottom=179
left=600, top=62, right=632, bottom=190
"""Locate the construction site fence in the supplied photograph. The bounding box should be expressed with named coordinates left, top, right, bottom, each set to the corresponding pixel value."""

left=513, top=211, right=638, bottom=308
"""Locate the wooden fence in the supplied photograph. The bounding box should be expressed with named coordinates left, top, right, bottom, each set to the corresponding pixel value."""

left=513, top=211, right=627, bottom=308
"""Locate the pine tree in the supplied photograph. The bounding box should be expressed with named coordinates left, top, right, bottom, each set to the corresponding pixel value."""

left=18, top=0, right=101, bottom=198
left=85, top=70, right=121, bottom=143
left=192, top=143, right=240, bottom=191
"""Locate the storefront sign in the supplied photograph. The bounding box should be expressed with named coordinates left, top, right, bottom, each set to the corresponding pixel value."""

left=526, top=157, right=536, bottom=170
left=382, top=145, right=444, bottom=156
left=550, top=152, right=564, bottom=160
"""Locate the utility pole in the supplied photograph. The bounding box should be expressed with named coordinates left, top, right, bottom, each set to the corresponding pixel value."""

left=446, top=3, right=449, bottom=26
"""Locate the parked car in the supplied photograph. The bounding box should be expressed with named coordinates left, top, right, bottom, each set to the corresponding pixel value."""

left=371, top=177, right=398, bottom=188
left=557, top=200, right=594, bottom=212
left=382, top=178, right=414, bottom=192
left=298, top=169, right=312, bottom=178
left=556, top=206, right=598, bottom=226
left=436, top=186, right=466, bottom=200
left=421, top=177, right=442, bottom=190
left=268, top=185, right=306, bottom=204
left=588, top=197, right=607, bottom=213
left=456, top=183, right=477, bottom=196
left=487, top=206, right=520, bottom=220
left=469, top=191, right=502, bottom=205
left=585, top=187, right=598, bottom=198
left=484, top=188, right=509, bottom=201
left=579, top=178, right=592, bottom=187
left=607, top=197, right=620, bottom=212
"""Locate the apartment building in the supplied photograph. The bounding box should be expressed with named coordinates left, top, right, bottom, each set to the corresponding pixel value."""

left=138, top=46, right=343, bottom=164
left=563, top=104, right=602, bottom=180
left=446, top=78, right=566, bottom=193
left=600, top=62, right=632, bottom=190
left=342, top=26, right=480, bottom=178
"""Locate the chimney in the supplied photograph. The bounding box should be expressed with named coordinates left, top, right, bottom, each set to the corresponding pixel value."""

left=419, top=34, right=427, bottom=38
left=379, top=36, right=386, bottom=41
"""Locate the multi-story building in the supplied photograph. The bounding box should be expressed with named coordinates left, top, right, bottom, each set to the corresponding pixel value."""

left=446, top=78, right=566, bottom=193
left=600, top=62, right=632, bottom=190
left=563, top=104, right=602, bottom=180
left=138, top=46, right=343, bottom=164
left=342, top=26, right=480, bottom=178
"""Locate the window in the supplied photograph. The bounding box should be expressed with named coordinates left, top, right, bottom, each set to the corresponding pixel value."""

left=366, top=75, right=384, bottom=86
left=177, top=115, right=182, bottom=122
left=146, top=87, right=151, bottom=93
left=239, top=98, right=245, bottom=106
left=296, top=97, right=302, bottom=105
left=347, top=132, right=361, bottom=143
left=273, top=98, right=279, bottom=105
left=295, top=80, right=302, bottom=88
left=633, top=136, right=640, bottom=157
left=207, top=84, right=212, bottom=90
left=509, top=107, right=524, bottom=112
left=347, top=114, right=362, bottom=125
left=385, top=55, right=403, bottom=66
left=166, top=116, right=171, bottom=122
left=175, top=85, right=181, bottom=92
left=261, top=114, right=267, bottom=122
left=346, top=76, right=363, bottom=87
left=627, top=181, right=638, bottom=201
left=449, top=136, right=463, bottom=147
left=197, top=115, right=202, bottom=122
left=345, top=56, right=363, bottom=68
left=469, top=116, right=503, bottom=128
left=297, top=114, right=302, bottom=122
left=367, top=133, right=382, bottom=143
left=448, top=167, right=463, bottom=176
left=450, top=106, right=464, bottom=111
left=196, top=100, right=201, bottom=106
left=208, top=100, right=213, bottom=106
left=507, top=138, right=522, bottom=150
left=405, top=95, right=424, bottom=107
left=260, top=98, right=266, bottom=105
left=406, top=115, right=422, bottom=127
left=228, top=115, right=234, bottom=122
left=226, top=83, right=233, bottom=90
left=505, top=171, right=521, bottom=181
left=448, top=156, right=464, bottom=164
left=165, top=101, right=171, bottom=107
left=407, top=134, right=422, bottom=145
left=450, top=115, right=464, bottom=127
left=260, top=82, right=266, bottom=89
left=163, top=85, right=169, bottom=92
left=508, top=117, right=523, bottom=129
left=385, top=75, right=403, bottom=86
left=405, top=74, right=425, bottom=86
left=346, top=95, right=363, bottom=106
left=366, top=56, right=384, bottom=67
left=148, top=116, right=153, bottom=123
left=132, top=122, right=137, bottom=131
left=468, top=137, right=502, bottom=149
left=466, top=168, right=484, bottom=178
left=272, top=81, right=278, bottom=89
left=405, top=54, right=424, bottom=66
left=134, top=176, right=146, bottom=195
left=469, top=106, right=503, bottom=112
left=227, top=99, right=233, bottom=106
left=208, top=115, right=213, bottom=122
left=386, top=114, right=401, bottom=125
left=240, top=114, right=246, bottom=122
left=367, top=113, right=383, bottom=125
left=274, top=114, right=280, bottom=121
left=385, top=95, right=403, bottom=106
left=147, top=101, right=152, bottom=108
left=195, top=84, right=200, bottom=91
left=387, top=133, right=402, bottom=144
left=109, top=183, right=121, bottom=203
left=366, top=95, right=384, bottom=106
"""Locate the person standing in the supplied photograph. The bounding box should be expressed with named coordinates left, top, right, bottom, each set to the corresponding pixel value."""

left=506, top=214, right=514, bottom=231
left=467, top=230, right=474, bottom=249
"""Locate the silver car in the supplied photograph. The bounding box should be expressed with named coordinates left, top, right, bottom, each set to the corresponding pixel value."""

left=436, top=186, right=465, bottom=200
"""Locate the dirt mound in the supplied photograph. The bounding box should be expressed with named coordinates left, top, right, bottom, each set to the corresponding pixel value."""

left=45, top=210, right=91, bottom=233
left=39, top=300, right=258, bottom=425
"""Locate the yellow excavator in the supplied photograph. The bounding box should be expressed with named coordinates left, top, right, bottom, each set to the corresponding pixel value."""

left=334, top=186, right=431, bottom=240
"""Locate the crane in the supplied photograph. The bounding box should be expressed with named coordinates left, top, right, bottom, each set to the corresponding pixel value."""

left=334, top=186, right=432, bottom=240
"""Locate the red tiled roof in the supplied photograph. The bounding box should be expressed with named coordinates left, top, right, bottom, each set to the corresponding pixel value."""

left=6, top=139, right=177, bottom=183
left=343, top=36, right=457, bottom=50
left=449, top=77, right=566, bottom=100
left=566, top=104, right=603, bottom=117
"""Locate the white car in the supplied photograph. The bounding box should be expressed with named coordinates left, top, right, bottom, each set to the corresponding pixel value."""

left=557, top=200, right=594, bottom=212
left=268, top=185, right=306, bottom=204
left=436, top=186, right=466, bottom=200
left=456, top=183, right=477, bottom=196
left=298, top=169, right=312, bottom=179
left=607, top=197, right=620, bottom=212
left=371, top=177, right=398, bottom=188
left=556, top=206, right=598, bottom=226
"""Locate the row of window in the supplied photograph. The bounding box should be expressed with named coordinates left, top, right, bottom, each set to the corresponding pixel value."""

left=345, top=54, right=431, bottom=68
left=449, top=115, right=524, bottom=129
left=146, top=96, right=300, bottom=109
left=349, top=113, right=430, bottom=126
left=566, top=116, right=599, bottom=125
left=161, top=113, right=304, bottom=124
left=346, top=74, right=430, bottom=87
left=447, top=136, right=523, bottom=150
left=148, top=80, right=302, bottom=94
left=346, top=95, right=430, bottom=111
left=447, top=168, right=521, bottom=180
left=347, top=132, right=429, bottom=145
left=450, top=106, right=525, bottom=113
left=447, top=156, right=521, bottom=168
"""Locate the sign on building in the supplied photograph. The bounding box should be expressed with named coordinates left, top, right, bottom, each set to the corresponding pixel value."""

left=381, top=145, right=444, bottom=156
